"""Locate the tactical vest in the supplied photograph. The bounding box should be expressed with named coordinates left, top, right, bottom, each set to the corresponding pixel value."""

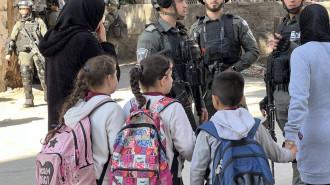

left=198, top=14, right=241, bottom=66
left=270, top=18, right=300, bottom=85
left=16, top=19, right=42, bottom=52
left=150, top=22, right=188, bottom=81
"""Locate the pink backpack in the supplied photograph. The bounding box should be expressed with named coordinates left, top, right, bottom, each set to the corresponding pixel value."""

left=36, top=100, right=113, bottom=185
left=110, top=97, right=177, bottom=185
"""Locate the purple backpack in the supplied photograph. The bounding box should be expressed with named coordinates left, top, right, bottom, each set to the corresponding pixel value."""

left=36, top=100, right=113, bottom=185
left=110, top=97, right=177, bottom=185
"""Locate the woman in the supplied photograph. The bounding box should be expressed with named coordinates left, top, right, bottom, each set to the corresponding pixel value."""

left=284, top=4, right=330, bottom=185
left=39, top=0, right=120, bottom=131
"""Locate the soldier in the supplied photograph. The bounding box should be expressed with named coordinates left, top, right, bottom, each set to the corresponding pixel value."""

left=189, top=0, right=259, bottom=119
left=32, top=0, right=59, bottom=29
left=104, top=0, right=127, bottom=53
left=259, top=0, right=306, bottom=184
left=5, top=0, right=47, bottom=107
left=136, top=0, right=209, bottom=132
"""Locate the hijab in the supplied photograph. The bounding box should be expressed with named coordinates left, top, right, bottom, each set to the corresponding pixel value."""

left=300, top=4, right=330, bottom=45
left=54, top=0, right=105, bottom=31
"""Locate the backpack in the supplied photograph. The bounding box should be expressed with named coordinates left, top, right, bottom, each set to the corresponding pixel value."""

left=106, top=12, right=127, bottom=38
left=36, top=100, right=113, bottom=185
left=196, top=118, right=275, bottom=185
left=110, top=97, right=177, bottom=185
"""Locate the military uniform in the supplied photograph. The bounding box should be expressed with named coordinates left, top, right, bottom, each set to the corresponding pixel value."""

left=8, top=16, right=47, bottom=105
left=189, top=14, right=259, bottom=119
left=104, top=9, right=120, bottom=52
left=265, top=14, right=305, bottom=185
left=137, top=17, right=205, bottom=128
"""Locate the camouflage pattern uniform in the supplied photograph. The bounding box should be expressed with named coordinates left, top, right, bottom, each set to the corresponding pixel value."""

left=104, top=9, right=120, bottom=52
left=189, top=14, right=259, bottom=119
left=7, top=16, right=47, bottom=106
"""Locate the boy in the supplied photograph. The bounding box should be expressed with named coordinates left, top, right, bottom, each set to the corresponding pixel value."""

left=190, top=72, right=297, bottom=185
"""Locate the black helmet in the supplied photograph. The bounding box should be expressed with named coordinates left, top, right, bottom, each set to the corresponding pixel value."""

left=15, top=0, right=33, bottom=9
left=151, top=0, right=172, bottom=9
left=198, top=0, right=229, bottom=5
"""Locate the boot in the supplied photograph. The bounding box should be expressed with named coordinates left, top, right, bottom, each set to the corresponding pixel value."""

left=21, top=65, right=34, bottom=108
left=23, top=99, right=34, bottom=108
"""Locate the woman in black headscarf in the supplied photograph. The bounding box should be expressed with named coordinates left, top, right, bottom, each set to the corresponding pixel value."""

left=284, top=4, right=330, bottom=185
left=39, top=0, right=120, bottom=131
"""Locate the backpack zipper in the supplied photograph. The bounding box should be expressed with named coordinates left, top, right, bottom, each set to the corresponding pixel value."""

left=72, top=130, right=79, bottom=170
left=44, top=153, right=65, bottom=182
left=79, top=121, right=89, bottom=165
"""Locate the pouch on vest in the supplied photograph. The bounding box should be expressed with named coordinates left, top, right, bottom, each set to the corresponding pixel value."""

left=270, top=52, right=290, bottom=85
left=204, top=38, right=230, bottom=63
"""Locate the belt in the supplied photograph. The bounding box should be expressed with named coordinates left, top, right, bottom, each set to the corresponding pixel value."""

left=275, top=83, right=288, bottom=91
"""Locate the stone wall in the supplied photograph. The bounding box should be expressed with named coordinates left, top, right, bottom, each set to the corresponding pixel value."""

left=1, top=2, right=330, bottom=91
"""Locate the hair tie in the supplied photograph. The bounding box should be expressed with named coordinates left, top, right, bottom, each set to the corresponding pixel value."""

left=135, top=64, right=142, bottom=73
left=84, top=67, right=89, bottom=72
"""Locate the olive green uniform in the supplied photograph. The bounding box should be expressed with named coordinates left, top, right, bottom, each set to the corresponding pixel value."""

left=8, top=17, right=47, bottom=103
left=189, top=14, right=259, bottom=119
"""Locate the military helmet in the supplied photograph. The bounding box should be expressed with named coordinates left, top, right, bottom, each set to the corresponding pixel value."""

left=15, top=0, right=33, bottom=9
left=104, top=0, right=119, bottom=6
left=198, top=0, right=229, bottom=5
left=151, top=0, right=172, bottom=10
left=281, top=0, right=304, bottom=14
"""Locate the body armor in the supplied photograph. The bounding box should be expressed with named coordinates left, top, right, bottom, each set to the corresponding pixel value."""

left=16, top=20, right=41, bottom=52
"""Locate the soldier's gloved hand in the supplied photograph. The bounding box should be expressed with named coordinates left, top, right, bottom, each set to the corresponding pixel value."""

left=259, top=96, right=268, bottom=117
left=275, top=33, right=291, bottom=52
left=5, top=54, right=11, bottom=62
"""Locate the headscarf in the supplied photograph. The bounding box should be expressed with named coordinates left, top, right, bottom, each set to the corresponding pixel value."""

left=300, top=4, right=330, bottom=45
left=54, top=0, right=105, bottom=31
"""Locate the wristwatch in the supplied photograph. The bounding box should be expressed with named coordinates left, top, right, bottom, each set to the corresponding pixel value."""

left=231, top=66, right=236, bottom=71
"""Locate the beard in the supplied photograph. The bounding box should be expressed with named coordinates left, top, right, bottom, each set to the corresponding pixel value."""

left=205, top=1, right=222, bottom=12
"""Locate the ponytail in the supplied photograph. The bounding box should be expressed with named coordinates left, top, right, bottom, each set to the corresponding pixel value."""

left=130, top=66, right=146, bottom=108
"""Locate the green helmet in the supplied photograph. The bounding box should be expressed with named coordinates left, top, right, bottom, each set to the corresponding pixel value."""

left=15, top=0, right=33, bottom=9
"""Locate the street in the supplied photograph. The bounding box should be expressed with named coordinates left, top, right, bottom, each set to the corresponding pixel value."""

left=0, top=64, right=293, bottom=185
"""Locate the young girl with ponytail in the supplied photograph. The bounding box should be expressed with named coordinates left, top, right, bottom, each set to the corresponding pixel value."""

left=123, top=55, right=195, bottom=183
left=43, top=55, right=124, bottom=185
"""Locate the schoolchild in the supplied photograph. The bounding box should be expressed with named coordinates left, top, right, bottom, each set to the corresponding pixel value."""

left=43, top=55, right=124, bottom=185
left=122, top=55, right=195, bottom=183
left=190, top=72, right=298, bottom=185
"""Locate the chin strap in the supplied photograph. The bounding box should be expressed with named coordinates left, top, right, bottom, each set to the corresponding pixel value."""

left=283, top=1, right=303, bottom=14
left=159, top=0, right=185, bottom=20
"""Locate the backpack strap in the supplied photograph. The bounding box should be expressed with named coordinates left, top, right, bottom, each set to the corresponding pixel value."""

left=88, top=99, right=114, bottom=116
left=151, top=97, right=178, bottom=114
left=196, top=121, right=222, bottom=141
left=247, top=118, right=261, bottom=138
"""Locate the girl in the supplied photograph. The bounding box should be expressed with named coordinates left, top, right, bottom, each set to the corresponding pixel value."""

left=123, top=55, right=195, bottom=184
left=43, top=55, right=124, bottom=185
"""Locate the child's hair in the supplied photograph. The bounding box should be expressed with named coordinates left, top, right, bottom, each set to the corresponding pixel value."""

left=130, top=55, right=172, bottom=108
left=43, top=55, right=117, bottom=144
left=212, top=72, right=244, bottom=107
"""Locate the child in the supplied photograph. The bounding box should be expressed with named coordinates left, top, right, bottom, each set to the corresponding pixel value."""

left=190, top=72, right=297, bottom=185
left=43, top=55, right=124, bottom=185
left=122, top=55, right=195, bottom=183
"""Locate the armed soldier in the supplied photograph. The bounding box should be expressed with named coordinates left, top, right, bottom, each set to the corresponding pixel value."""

left=189, top=0, right=259, bottom=119
left=259, top=0, right=306, bottom=184
left=32, top=0, right=59, bottom=29
left=5, top=0, right=47, bottom=108
left=104, top=0, right=127, bottom=53
left=136, top=0, right=208, bottom=133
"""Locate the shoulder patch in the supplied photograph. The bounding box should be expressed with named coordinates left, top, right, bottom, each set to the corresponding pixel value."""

left=136, top=48, right=149, bottom=63
left=145, top=25, right=157, bottom=32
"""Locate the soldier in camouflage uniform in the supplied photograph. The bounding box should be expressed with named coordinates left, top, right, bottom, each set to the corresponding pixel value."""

left=5, top=0, right=47, bottom=107
left=189, top=0, right=259, bottom=119
left=104, top=0, right=120, bottom=52
left=259, top=0, right=306, bottom=184
left=136, top=0, right=209, bottom=131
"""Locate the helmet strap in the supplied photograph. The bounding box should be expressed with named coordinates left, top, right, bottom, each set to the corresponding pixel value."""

left=283, top=1, right=303, bottom=14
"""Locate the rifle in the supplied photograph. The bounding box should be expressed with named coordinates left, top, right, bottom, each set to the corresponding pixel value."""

left=265, top=52, right=278, bottom=178
left=20, top=24, right=45, bottom=71
left=154, top=48, right=198, bottom=131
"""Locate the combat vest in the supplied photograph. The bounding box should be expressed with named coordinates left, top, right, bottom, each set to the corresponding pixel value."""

left=271, top=16, right=300, bottom=85
left=148, top=22, right=188, bottom=81
left=198, top=14, right=241, bottom=67
left=16, top=19, right=42, bottom=52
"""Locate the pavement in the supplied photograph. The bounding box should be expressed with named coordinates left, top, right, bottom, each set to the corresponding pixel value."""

left=0, top=63, right=293, bottom=185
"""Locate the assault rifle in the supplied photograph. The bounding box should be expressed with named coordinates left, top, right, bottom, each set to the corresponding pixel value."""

left=154, top=48, right=198, bottom=131
left=265, top=52, right=278, bottom=178
left=20, top=26, right=45, bottom=72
